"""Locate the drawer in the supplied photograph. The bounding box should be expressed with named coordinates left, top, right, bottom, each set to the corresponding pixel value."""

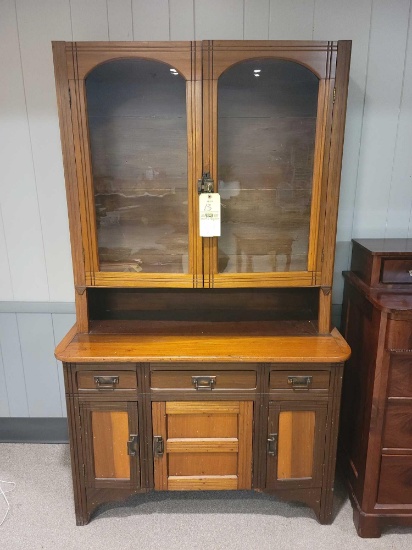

left=388, top=354, right=412, bottom=398
left=377, top=455, right=412, bottom=504
left=381, top=258, right=412, bottom=284
left=150, top=370, right=257, bottom=391
left=269, top=370, right=330, bottom=392
left=77, top=370, right=137, bottom=391
left=382, top=401, right=412, bottom=449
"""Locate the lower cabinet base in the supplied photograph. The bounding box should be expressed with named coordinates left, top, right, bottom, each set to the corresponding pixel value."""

left=76, top=487, right=332, bottom=526
left=345, top=478, right=412, bottom=538
left=63, top=359, right=346, bottom=527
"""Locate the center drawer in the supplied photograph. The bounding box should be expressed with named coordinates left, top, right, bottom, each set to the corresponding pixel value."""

left=150, top=366, right=257, bottom=391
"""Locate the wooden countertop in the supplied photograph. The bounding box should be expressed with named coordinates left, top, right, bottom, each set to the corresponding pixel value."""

left=55, top=323, right=350, bottom=363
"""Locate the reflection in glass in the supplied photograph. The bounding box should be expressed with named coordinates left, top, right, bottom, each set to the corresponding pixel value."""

left=86, top=59, right=188, bottom=273
left=218, top=59, right=319, bottom=273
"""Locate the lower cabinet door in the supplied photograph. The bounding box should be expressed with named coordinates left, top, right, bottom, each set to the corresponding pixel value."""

left=152, top=401, right=253, bottom=490
left=80, top=401, right=140, bottom=489
left=266, top=400, right=327, bottom=490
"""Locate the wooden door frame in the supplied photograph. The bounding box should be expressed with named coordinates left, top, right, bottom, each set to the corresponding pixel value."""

left=79, top=400, right=140, bottom=490
left=201, top=40, right=351, bottom=303
left=265, top=399, right=328, bottom=491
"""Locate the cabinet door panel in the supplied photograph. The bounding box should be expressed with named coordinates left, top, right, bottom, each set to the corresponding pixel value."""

left=266, top=401, right=327, bottom=490
left=152, top=400, right=253, bottom=490
left=80, top=401, right=140, bottom=489
left=277, top=410, right=315, bottom=479
left=92, top=411, right=131, bottom=479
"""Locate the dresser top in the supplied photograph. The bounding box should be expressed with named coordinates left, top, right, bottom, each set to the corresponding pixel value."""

left=353, top=238, right=412, bottom=255
left=55, top=324, right=350, bottom=364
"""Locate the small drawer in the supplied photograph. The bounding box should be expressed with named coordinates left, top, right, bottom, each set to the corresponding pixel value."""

left=77, top=370, right=137, bottom=391
left=388, top=354, right=412, bottom=398
left=381, top=258, right=412, bottom=284
left=269, top=370, right=330, bottom=392
left=150, top=370, right=257, bottom=391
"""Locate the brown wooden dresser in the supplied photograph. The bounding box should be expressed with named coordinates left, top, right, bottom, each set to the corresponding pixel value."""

left=340, top=238, right=412, bottom=537
left=52, top=40, right=351, bottom=525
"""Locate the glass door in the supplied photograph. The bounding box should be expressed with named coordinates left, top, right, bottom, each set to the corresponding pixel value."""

left=86, top=59, right=189, bottom=275
left=71, top=43, right=202, bottom=287
left=203, top=42, right=335, bottom=288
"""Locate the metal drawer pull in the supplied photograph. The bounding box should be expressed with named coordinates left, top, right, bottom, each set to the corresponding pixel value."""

left=192, top=375, right=216, bottom=391
left=93, top=376, right=119, bottom=390
left=287, top=376, right=312, bottom=390
left=153, top=435, right=164, bottom=458
left=127, top=434, right=138, bottom=457
left=267, top=433, right=278, bottom=456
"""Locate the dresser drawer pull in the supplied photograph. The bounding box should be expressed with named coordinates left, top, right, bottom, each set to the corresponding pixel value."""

left=287, top=376, right=312, bottom=390
left=93, top=376, right=119, bottom=390
left=192, top=375, right=216, bottom=391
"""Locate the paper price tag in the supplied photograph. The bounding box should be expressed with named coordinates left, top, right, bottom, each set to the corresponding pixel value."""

left=199, top=193, right=221, bottom=237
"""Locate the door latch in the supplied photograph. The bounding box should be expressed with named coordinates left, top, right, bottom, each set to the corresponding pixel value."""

left=153, top=435, right=164, bottom=458
left=127, top=434, right=139, bottom=456
left=198, top=172, right=214, bottom=194
left=267, top=433, right=278, bottom=456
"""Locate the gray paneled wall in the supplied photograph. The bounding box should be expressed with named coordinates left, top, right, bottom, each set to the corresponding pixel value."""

left=0, top=310, right=75, bottom=418
left=1, top=0, right=412, bottom=418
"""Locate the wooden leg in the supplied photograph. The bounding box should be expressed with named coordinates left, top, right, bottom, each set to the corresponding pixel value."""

left=75, top=508, right=90, bottom=526
left=353, top=508, right=382, bottom=538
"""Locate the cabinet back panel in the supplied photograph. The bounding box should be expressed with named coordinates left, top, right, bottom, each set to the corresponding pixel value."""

left=88, top=288, right=319, bottom=323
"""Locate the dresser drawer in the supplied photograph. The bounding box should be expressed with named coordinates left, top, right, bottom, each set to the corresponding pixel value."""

left=382, top=401, right=412, bottom=449
left=377, top=455, right=412, bottom=504
left=269, top=370, right=330, bottom=392
left=381, top=258, right=412, bottom=284
left=77, top=370, right=137, bottom=391
left=150, top=369, right=257, bottom=391
left=388, top=354, right=412, bottom=398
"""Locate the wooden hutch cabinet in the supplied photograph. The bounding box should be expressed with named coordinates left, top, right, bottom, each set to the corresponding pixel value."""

left=341, top=239, right=412, bottom=537
left=53, top=40, right=351, bottom=525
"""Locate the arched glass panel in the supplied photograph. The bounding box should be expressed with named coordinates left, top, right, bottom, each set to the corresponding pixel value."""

left=86, top=59, right=188, bottom=273
left=217, top=59, right=319, bottom=273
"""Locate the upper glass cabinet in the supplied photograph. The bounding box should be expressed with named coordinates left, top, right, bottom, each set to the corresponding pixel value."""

left=54, top=40, right=350, bottom=290
left=217, top=59, right=318, bottom=275
left=86, top=59, right=189, bottom=275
